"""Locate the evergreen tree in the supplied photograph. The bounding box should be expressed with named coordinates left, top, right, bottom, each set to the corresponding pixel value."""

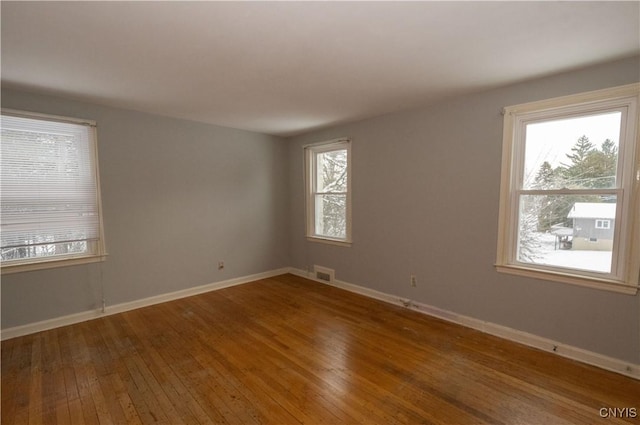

left=533, top=161, right=565, bottom=231
left=559, top=136, right=617, bottom=189
left=518, top=197, right=542, bottom=262
left=530, top=136, right=617, bottom=234
left=593, top=139, right=618, bottom=188
left=533, top=161, right=555, bottom=190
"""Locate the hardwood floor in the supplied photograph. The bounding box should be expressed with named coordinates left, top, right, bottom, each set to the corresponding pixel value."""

left=2, top=273, right=639, bottom=424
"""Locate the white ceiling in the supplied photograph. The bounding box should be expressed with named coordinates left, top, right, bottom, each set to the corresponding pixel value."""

left=2, top=1, right=639, bottom=137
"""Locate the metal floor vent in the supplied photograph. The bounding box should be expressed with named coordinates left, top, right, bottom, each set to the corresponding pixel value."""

left=313, top=265, right=335, bottom=283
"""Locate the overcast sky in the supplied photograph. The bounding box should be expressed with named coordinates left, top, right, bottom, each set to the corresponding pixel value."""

left=523, top=111, right=621, bottom=185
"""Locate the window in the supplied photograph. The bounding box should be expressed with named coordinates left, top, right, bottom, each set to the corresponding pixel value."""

left=1, top=109, right=106, bottom=273
left=496, top=84, right=639, bottom=293
left=305, top=138, right=352, bottom=245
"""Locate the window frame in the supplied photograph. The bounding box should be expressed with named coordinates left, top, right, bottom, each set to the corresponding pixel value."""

left=495, top=84, right=640, bottom=294
left=304, top=138, right=352, bottom=246
left=1, top=109, right=107, bottom=274
left=595, top=219, right=611, bottom=230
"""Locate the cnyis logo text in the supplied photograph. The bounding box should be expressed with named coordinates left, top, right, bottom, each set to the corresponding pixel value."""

left=599, top=407, right=637, bottom=419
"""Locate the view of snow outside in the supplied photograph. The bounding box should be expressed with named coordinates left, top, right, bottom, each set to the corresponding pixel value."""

left=518, top=111, right=620, bottom=274
left=524, top=233, right=612, bottom=273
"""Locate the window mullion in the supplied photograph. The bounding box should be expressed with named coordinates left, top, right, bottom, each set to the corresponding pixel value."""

left=518, top=188, right=621, bottom=196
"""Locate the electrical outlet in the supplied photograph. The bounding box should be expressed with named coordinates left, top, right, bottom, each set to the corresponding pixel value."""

left=410, top=275, right=417, bottom=287
left=218, top=261, right=224, bottom=270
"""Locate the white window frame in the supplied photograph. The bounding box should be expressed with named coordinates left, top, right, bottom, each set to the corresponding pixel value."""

left=496, top=84, right=640, bottom=294
left=595, top=219, right=611, bottom=230
left=1, top=109, right=107, bottom=274
left=304, top=138, right=352, bottom=246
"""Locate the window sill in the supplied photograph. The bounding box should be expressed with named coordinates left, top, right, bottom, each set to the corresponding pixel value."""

left=1, top=254, right=108, bottom=275
left=306, top=236, right=352, bottom=247
left=495, top=264, right=638, bottom=295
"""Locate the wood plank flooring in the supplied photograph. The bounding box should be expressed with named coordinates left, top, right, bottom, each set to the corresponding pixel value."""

left=2, top=273, right=639, bottom=424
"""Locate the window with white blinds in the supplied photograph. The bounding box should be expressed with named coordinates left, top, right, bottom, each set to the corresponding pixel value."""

left=1, top=110, right=106, bottom=273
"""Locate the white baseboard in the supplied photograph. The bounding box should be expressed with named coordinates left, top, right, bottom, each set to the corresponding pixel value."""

left=0, top=268, right=290, bottom=341
left=289, top=268, right=640, bottom=380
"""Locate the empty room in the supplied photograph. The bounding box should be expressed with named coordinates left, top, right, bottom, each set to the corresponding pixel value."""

left=1, top=1, right=639, bottom=424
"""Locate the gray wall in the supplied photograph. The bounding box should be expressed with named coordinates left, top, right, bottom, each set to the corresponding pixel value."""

left=2, top=56, right=639, bottom=366
left=287, top=56, right=640, bottom=364
left=1, top=89, right=290, bottom=328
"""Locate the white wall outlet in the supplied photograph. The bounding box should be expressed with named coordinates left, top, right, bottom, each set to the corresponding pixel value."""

left=410, top=275, right=417, bottom=287
left=218, top=261, right=224, bottom=270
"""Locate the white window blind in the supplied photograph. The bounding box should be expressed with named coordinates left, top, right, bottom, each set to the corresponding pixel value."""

left=1, top=111, right=105, bottom=270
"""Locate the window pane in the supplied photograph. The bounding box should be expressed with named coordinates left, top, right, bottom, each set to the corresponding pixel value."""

left=517, top=195, right=615, bottom=273
left=316, top=149, right=347, bottom=193
left=0, top=113, right=102, bottom=266
left=523, top=112, right=621, bottom=190
left=314, top=194, right=346, bottom=238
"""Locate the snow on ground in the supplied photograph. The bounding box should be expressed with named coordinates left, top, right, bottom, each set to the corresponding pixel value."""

left=529, top=233, right=612, bottom=273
